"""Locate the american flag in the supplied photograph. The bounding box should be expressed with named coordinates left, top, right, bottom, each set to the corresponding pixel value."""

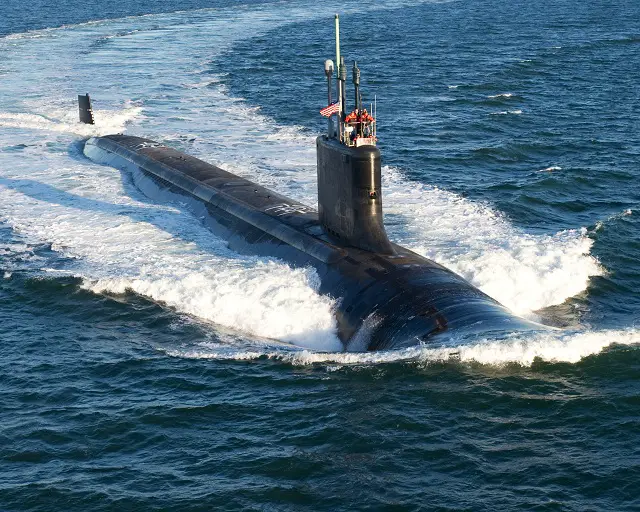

left=319, top=102, right=340, bottom=117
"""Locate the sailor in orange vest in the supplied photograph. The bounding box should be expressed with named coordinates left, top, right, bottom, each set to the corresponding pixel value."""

left=345, top=109, right=359, bottom=124
left=361, top=109, right=374, bottom=123
left=344, top=109, right=359, bottom=143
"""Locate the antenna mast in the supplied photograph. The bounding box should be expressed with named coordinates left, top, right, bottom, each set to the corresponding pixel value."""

left=335, top=14, right=346, bottom=143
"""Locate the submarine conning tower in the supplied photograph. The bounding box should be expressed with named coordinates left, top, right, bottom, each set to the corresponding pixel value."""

left=316, top=15, right=394, bottom=255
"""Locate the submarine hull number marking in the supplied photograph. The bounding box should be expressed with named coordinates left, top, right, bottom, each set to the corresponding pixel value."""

left=134, top=142, right=166, bottom=150
left=265, top=204, right=313, bottom=216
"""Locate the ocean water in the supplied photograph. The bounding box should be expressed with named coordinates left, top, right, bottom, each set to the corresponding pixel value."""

left=0, top=0, right=639, bottom=510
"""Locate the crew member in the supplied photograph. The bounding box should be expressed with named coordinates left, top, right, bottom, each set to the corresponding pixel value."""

left=345, top=109, right=359, bottom=124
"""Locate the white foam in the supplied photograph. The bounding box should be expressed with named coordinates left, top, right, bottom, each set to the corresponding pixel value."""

left=487, top=93, right=514, bottom=99
left=84, top=264, right=340, bottom=350
left=165, top=328, right=640, bottom=367
left=0, top=240, right=46, bottom=273
left=0, top=104, right=142, bottom=137
left=443, top=329, right=640, bottom=365
left=0, top=169, right=342, bottom=350
left=381, top=167, right=603, bottom=317
left=491, top=109, right=523, bottom=115
left=3, top=32, right=49, bottom=41
left=538, top=166, right=562, bottom=172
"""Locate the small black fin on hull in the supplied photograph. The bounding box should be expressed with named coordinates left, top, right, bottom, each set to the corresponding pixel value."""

left=78, top=93, right=95, bottom=125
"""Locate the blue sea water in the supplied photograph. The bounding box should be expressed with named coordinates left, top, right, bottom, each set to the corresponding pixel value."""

left=0, top=0, right=639, bottom=510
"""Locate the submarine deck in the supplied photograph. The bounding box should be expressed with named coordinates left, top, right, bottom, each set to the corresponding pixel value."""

left=88, top=134, right=455, bottom=273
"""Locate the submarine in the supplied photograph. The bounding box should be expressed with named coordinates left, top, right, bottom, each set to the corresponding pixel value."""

left=82, top=15, right=546, bottom=351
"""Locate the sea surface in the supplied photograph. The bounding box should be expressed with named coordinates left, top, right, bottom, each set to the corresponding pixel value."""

left=0, top=0, right=639, bottom=510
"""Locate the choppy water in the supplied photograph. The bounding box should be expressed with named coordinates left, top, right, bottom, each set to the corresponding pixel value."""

left=1, top=0, right=638, bottom=510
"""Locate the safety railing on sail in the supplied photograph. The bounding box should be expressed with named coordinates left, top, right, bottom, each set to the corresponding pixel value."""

left=342, top=119, right=377, bottom=147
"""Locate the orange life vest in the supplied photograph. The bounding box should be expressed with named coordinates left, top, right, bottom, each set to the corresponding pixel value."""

left=345, top=111, right=358, bottom=123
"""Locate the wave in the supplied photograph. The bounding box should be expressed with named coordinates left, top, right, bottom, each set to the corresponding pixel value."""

left=164, top=328, right=640, bottom=367
left=593, top=208, right=633, bottom=233
left=538, top=165, right=562, bottom=172
left=0, top=103, right=143, bottom=137
left=381, top=167, right=602, bottom=317
left=0, top=169, right=342, bottom=351
left=490, top=109, right=523, bottom=115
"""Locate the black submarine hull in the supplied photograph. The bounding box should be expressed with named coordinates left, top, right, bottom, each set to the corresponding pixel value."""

left=84, top=134, right=546, bottom=350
